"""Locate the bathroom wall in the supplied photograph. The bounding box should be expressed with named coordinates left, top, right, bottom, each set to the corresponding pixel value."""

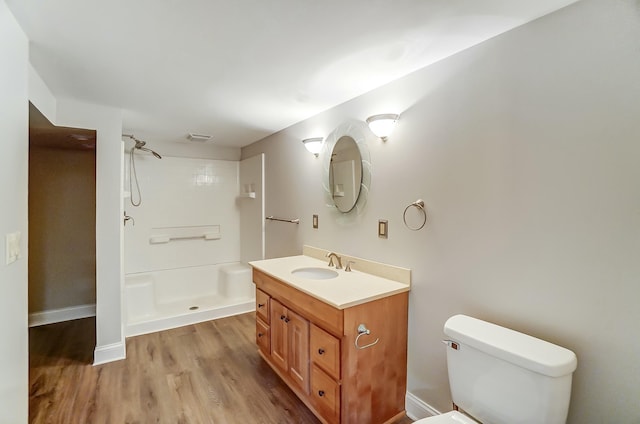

left=55, top=98, right=125, bottom=364
left=239, top=153, right=265, bottom=263
left=29, top=145, right=96, bottom=317
left=0, top=0, right=29, bottom=420
left=242, top=0, right=640, bottom=422
left=124, top=155, right=241, bottom=273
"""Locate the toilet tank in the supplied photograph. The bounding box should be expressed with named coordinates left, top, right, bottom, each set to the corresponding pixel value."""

left=444, top=315, right=577, bottom=424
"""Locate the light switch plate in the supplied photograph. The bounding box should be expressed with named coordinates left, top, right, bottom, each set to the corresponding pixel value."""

left=378, top=220, right=388, bottom=239
left=6, top=231, right=21, bottom=265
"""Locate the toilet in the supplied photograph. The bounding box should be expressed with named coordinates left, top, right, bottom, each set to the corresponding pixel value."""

left=415, top=314, right=578, bottom=424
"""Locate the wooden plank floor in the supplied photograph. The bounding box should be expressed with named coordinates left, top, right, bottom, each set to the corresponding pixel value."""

left=29, top=312, right=414, bottom=424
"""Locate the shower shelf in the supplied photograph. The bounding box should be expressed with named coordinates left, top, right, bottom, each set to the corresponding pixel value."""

left=238, top=192, right=256, bottom=198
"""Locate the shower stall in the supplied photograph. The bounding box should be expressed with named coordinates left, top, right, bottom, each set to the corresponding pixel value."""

left=122, top=142, right=264, bottom=336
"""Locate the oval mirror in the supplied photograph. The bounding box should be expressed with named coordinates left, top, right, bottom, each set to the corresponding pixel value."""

left=329, top=136, right=363, bottom=212
left=321, top=120, right=371, bottom=217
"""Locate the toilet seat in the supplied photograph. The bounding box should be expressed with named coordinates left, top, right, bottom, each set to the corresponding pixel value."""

left=413, top=411, right=479, bottom=424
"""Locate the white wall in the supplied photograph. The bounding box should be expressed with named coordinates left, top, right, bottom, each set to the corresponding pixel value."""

left=124, top=156, right=241, bottom=273
left=242, top=0, right=640, bottom=422
left=240, top=153, right=265, bottom=263
left=0, top=1, right=29, bottom=421
left=55, top=99, right=125, bottom=364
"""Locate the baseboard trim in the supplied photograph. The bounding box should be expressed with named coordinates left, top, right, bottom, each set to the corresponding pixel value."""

left=29, top=304, right=96, bottom=327
left=405, top=391, right=442, bottom=421
left=93, top=341, right=126, bottom=366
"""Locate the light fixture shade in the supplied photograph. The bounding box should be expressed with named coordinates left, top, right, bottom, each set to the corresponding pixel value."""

left=302, top=137, right=323, bottom=156
left=366, top=114, right=399, bottom=140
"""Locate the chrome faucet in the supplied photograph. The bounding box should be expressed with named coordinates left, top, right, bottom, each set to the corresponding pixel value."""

left=326, top=252, right=342, bottom=269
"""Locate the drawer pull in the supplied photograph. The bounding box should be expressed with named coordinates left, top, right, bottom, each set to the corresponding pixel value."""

left=318, top=390, right=325, bottom=397
left=318, top=348, right=325, bottom=355
left=258, top=303, right=265, bottom=308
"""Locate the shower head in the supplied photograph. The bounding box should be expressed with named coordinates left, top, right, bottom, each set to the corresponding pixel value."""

left=124, top=134, right=162, bottom=159
left=138, top=146, right=162, bottom=159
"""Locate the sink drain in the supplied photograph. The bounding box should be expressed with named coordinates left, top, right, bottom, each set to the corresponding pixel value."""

left=189, top=306, right=199, bottom=311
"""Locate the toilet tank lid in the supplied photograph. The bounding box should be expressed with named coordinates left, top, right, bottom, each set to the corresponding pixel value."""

left=444, top=315, right=577, bottom=378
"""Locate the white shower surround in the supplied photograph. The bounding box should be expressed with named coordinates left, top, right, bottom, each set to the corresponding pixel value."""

left=123, top=154, right=262, bottom=336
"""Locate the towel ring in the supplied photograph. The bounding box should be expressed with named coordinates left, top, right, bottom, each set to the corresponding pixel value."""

left=403, top=199, right=427, bottom=231
left=355, top=324, right=379, bottom=350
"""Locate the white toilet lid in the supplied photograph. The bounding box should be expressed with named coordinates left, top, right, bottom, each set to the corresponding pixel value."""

left=414, top=411, right=479, bottom=424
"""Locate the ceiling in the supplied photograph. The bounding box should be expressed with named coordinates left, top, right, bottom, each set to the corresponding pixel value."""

left=8, top=0, right=579, bottom=149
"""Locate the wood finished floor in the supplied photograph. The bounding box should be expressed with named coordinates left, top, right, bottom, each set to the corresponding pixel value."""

left=29, top=313, right=414, bottom=424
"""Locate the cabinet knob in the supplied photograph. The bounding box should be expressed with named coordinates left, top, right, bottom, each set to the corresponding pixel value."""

left=284, top=317, right=290, bottom=323
left=318, top=390, right=325, bottom=397
left=258, top=303, right=265, bottom=308
left=318, top=348, right=325, bottom=355
left=280, top=315, right=286, bottom=320
left=258, top=333, right=263, bottom=338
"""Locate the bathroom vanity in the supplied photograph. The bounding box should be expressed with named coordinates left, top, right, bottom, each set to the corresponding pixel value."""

left=250, top=247, right=410, bottom=424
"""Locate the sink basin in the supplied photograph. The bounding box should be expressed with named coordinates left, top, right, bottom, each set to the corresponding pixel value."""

left=291, top=267, right=339, bottom=280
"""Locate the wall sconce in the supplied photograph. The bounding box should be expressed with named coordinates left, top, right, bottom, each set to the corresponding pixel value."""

left=366, top=114, right=399, bottom=140
left=302, top=137, right=323, bottom=157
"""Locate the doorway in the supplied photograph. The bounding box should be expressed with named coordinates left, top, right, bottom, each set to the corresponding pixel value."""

left=28, top=102, right=97, bottom=344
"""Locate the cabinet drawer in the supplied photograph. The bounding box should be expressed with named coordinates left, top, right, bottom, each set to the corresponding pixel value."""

left=310, top=324, right=340, bottom=380
left=256, top=288, right=270, bottom=324
left=256, top=318, right=270, bottom=354
left=311, top=365, right=340, bottom=424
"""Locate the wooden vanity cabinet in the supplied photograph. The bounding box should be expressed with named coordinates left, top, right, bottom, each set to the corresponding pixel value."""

left=253, top=268, right=408, bottom=424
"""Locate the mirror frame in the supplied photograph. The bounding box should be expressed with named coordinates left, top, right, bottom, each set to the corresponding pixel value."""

left=321, top=120, right=372, bottom=218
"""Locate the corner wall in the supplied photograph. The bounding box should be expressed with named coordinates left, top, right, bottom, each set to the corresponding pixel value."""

left=242, top=0, right=640, bottom=422
left=0, top=1, right=29, bottom=421
left=55, top=99, right=125, bottom=364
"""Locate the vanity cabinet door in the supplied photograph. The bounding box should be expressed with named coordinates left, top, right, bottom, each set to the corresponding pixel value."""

left=269, top=299, right=310, bottom=394
left=270, top=299, right=288, bottom=372
left=287, top=309, right=310, bottom=394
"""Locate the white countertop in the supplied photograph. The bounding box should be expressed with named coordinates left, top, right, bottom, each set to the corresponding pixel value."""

left=249, top=255, right=410, bottom=310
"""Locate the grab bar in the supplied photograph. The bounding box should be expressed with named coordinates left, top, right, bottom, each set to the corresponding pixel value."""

left=266, top=216, right=300, bottom=224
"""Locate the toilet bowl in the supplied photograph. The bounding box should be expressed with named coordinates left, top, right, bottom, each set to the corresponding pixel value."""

left=414, top=315, right=577, bottom=424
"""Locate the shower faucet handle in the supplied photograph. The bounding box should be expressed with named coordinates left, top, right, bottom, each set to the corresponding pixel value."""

left=124, top=212, right=135, bottom=226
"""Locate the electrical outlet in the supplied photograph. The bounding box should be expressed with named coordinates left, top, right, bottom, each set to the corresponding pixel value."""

left=5, top=231, right=21, bottom=265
